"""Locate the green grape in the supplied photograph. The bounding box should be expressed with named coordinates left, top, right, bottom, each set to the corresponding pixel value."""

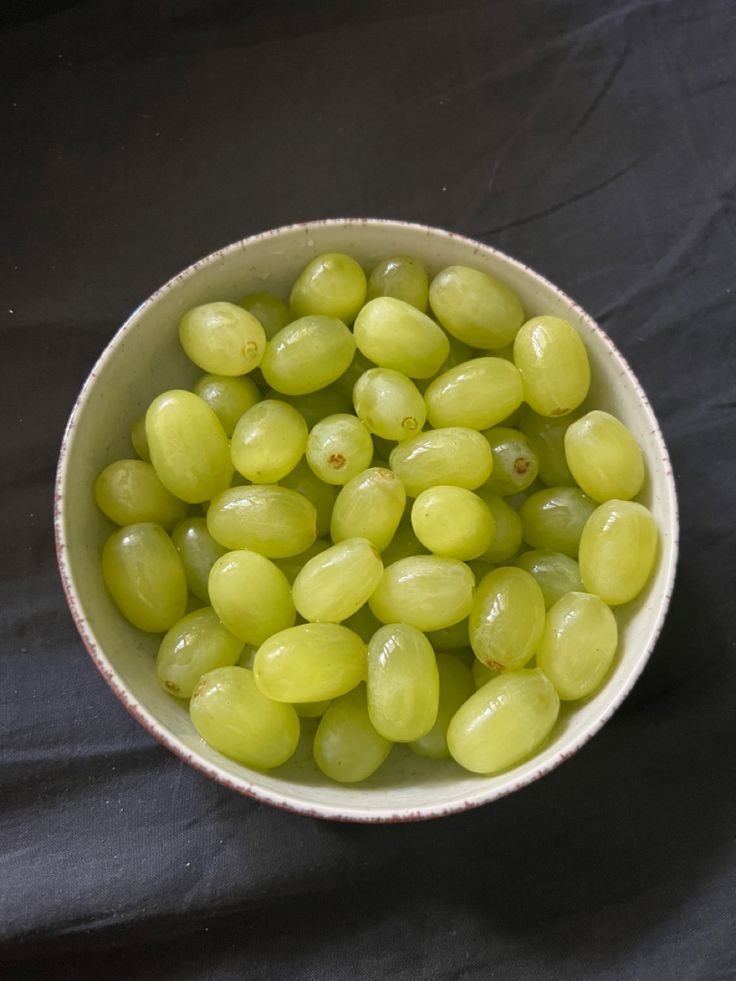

left=411, top=486, right=495, bottom=560
left=481, top=427, right=539, bottom=496
left=367, top=623, right=440, bottom=742
left=206, top=485, right=317, bottom=557
left=101, top=522, right=187, bottom=633
left=313, top=685, right=392, bottom=783
left=290, top=252, right=367, bottom=323
left=266, top=386, right=351, bottom=429
left=379, top=518, right=428, bottom=565
left=193, top=373, right=261, bottom=437
left=469, top=566, right=545, bottom=670
left=230, top=399, right=308, bottom=484
left=305, top=413, right=374, bottom=485
left=424, top=358, right=524, bottom=430
left=564, top=410, right=645, bottom=503
left=190, top=666, right=299, bottom=770
left=519, top=486, right=597, bottom=557
left=156, top=606, right=244, bottom=699
left=279, top=458, right=338, bottom=537
left=352, top=367, right=427, bottom=441
left=94, top=459, right=186, bottom=528
left=519, top=405, right=579, bottom=486
left=367, top=255, right=429, bottom=311
left=260, top=316, right=356, bottom=397
left=578, top=500, right=658, bottom=605
left=415, top=335, right=477, bottom=394
left=179, top=302, right=266, bottom=376
left=447, top=669, right=559, bottom=774
left=273, top=537, right=331, bottom=584
left=353, top=297, right=450, bottom=379
left=131, top=414, right=150, bottom=461
left=295, top=700, right=331, bottom=719
left=369, top=555, right=475, bottom=632
left=428, top=265, right=524, bottom=348
left=208, top=549, right=295, bottom=644
left=472, top=490, right=523, bottom=562
left=253, top=623, right=366, bottom=702
left=170, top=517, right=227, bottom=603
left=236, top=644, right=258, bottom=669
left=425, top=617, right=470, bottom=651
left=410, top=653, right=474, bottom=759
left=389, top=427, right=493, bottom=497
left=513, top=316, right=590, bottom=417
left=537, top=592, right=618, bottom=700
left=471, top=659, right=499, bottom=689
left=292, top=537, right=384, bottom=623
left=330, top=467, right=406, bottom=551
left=238, top=291, right=292, bottom=339
left=515, top=549, right=584, bottom=609
left=342, top=603, right=383, bottom=644
left=145, top=390, right=233, bottom=503
left=331, top=350, right=377, bottom=402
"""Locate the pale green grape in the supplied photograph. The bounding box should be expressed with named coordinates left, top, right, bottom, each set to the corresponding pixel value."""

left=238, top=291, right=292, bottom=339
left=519, top=486, right=597, bottom=557
left=146, top=390, right=233, bottom=503
left=193, top=373, right=261, bottom=436
left=515, top=549, right=584, bottom=608
left=380, top=516, right=428, bottom=564
left=410, top=653, right=474, bottom=759
left=578, top=500, right=658, bottom=605
left=179, top=302, right=266, bottom=375
left=101, top=522, right=187, bottom=633
left=367, top=623, right=439, bottom=742
left=447, top=669, right=559, bottom=774
left=273, top=537, right=331, bottom=584
left=313, top=685, right=392, bottom=783
left=369, top=555, right=475, bottom=632
left=330, top=467, right=406, bottom=551
left=513, top=316, right=590, bottom=417
left=94, top=459, right=186, bottom=528
left=472, top=490, right=523, bottom=562
left=519, top=405, right=579, bottom=486
left=471, top=659, right=499, bottom=689
left=425, top=617, right=470, bottom=651
left=424, top=358, right=524, bottom=430
left=156, top=606, right=244, bottom=699
left=190, top=666, right=299, bottom=769
left=411, top=486, right=495, bottom=560
left=230, top=399, right=308, bottom=484
left=253, top=623, right=366, bottom=702
left=290, top=252, right=367, bottom=323
left=206, top=485, right=317, bottom=557
left=131, top=414, right=150, bottom=461
left=295, top=700, right=331, bottom=718
left=306, top=413, right=374, bottom=485
left=537, top=592, right=618, bottom=700
left=481, top=427, right=539, bottom=496
left=367, top=255, right=429, bottom=311
left=389, top=427, right=493, bottom=497
left=352, top=367, right=427, bottom=441
left=342, top=603, right=383, bottom=644
left=260, top=315, right=356, bottom=396
left=170, top=517, right=227, bottom=603
left=292, top=537, right=384, bottom=623
left=331, top=350, right=377, bottom=402
left=208, top=549, right=295, bottom=644
left=266, top=386, right=351, bottom=429
left=353, top=297, right=450, bottom=379
left=469, top=566, right=545, bottom=670
left=415, top=335, right=476, bottom=394
left=428, top=265, right=524, bottom=348
left=279, top=458, right=337, bottom=537
left=564, top=410, right=645, bottom=503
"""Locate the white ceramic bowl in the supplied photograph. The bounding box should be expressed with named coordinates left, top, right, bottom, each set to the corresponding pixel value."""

left=55, top=219, right=678, bottom=822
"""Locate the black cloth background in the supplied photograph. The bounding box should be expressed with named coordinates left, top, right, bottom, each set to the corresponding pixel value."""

left=2, top=1, right=735, bottom=977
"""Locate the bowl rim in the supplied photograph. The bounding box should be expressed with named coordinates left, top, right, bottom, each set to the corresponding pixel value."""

left=54, top=217, right=679, bottom=823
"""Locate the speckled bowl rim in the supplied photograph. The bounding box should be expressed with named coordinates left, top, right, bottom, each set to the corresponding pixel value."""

left=54, top=218, right=679, bottom=823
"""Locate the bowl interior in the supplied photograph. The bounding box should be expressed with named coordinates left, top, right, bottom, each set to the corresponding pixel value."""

left=56, top=220, right=678, bottom=821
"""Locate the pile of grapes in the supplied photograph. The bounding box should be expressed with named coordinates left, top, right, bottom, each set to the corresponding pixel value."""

left=95, top=252, right=658, bottom=782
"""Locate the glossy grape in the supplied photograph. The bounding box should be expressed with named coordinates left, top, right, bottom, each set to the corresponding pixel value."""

left=290, top=252, right=367, bottom=323
left=94, top=459, right=186, bottom=528
left=578, top=500, right=658, bottom=605
left=193, top=373, right=260, bottom=436
left=519, top=405, right=579, bottom=486
left=170, top=517, right=227, bottom=603
left=411, top=486, right=495, bottom=560
left=273, top=537, right=331, bottom=584
left=208, top=549, right=296, bottom=644
left=424, top=357, right=524, bottom=430
left=389, top=427, right=493, bottom=497
left=513, top=316, right=590, bottom=417
left=330, top=467, right=406, bottom=551
left=564, top=410, right=645, bottom=502
left=231, top=399, right=308, bottom=484
left=473, top=489, right=523, bottom=562
left=482, top=427, right=539, bottom=496
left=306, top=413, right=374, bottom=485
left=353, top=297, right=450, bottom=378
left=260, top=315, right=356, bottom=396
left=179, top=302, right=266, bottom=375
left=352, top=367, right=426, bottom=441
left=206, top=485, right=317, bottom=557
left=367, top=255, right=429, bottom=311
left=515, top=549, right=584, bottom=608
left=238, top=291, right=292, bottom=339
left=428, top=265, right=524, bottom=348
left=469, top=566, right=545, bottom=670
left=537, top=592, right=618, bottom=700
left=292, top=537, right=384, bottom=623
left=156, top=607, right=244, bottom=699
left=313, top=685, right=392, bottom=783
left=369, top=555, right=475, bottom=632
left=519, top=486, right=597, bottom=557
left=367, top=624, right=439, bottom=742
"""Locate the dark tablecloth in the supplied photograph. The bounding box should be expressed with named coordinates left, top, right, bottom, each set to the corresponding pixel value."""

left=2, top=1, right=735, bottom=977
